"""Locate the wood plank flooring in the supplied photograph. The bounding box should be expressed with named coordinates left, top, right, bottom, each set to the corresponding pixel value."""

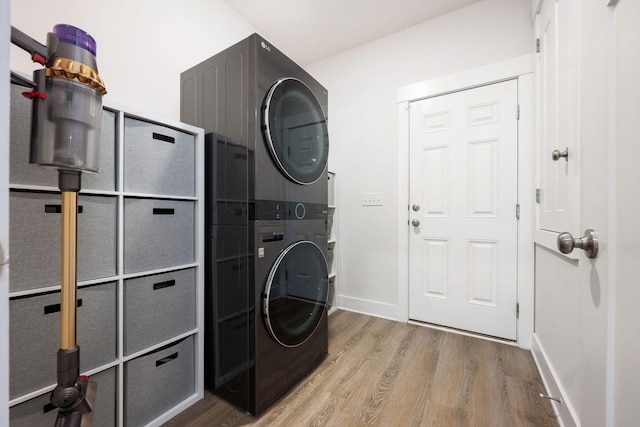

left=163, top=310, right=558, bottom=427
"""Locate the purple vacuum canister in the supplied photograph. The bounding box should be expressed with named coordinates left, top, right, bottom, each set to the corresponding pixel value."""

left=29, top=24, right=107, bottom=173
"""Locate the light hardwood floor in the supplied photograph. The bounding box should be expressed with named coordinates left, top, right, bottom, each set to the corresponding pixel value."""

left=163, top=310, right=558, bottom=426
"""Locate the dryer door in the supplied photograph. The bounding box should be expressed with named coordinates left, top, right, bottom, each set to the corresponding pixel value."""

left=262, top=78, right=329, bottom=185
left=263, top=240, right=328, bottom=347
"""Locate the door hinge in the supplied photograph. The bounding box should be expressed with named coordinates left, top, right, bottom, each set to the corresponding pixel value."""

left=536, top=38, right=541, bottom=53
left=516, top=204, right=520, bottom=220
left=536, top=188, right=541, bottom=204
left=517, top=104, right=520, bottom=120
left=516, top=303, right=520, bottom=319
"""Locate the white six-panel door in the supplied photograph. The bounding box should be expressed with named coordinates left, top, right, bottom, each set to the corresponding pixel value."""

left=408, top=79, right=519, bottom=340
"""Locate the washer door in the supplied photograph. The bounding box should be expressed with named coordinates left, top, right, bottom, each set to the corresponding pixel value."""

left=263, top=241, right=328, bottom=347
left=262, top=78, right=329, bottom=185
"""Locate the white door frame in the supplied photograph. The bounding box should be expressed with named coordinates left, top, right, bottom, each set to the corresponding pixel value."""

left=396, top=54, right=535, bottom=349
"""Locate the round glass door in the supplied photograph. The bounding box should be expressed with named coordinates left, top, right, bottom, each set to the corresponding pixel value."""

left=262, top=77, right=329, bottom=185
left=263, top=241, right=328, bottom=347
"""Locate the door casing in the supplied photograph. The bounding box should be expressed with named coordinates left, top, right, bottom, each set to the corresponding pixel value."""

left=396, top=54, right=535, bottom=349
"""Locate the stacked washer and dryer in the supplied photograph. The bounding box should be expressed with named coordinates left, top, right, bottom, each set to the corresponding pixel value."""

left=181, top=34, right=330, bottom=415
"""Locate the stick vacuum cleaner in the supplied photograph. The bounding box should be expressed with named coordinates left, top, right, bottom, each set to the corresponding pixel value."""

left=11, top=24, right=107, bottom=427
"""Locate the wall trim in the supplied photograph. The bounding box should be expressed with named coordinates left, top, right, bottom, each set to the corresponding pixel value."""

left=531, top=333, right=580, bottom=427
left=396, top=54, right=535, bottom=349
left=336, top=295, right=400, bottom=322
left=397, top=54, right=533, bottom=103
left=516, top=72, right=535, bottom=349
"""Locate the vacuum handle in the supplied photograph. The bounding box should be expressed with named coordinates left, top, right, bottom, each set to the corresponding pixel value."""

left=10, top=26, right=48, bottom=64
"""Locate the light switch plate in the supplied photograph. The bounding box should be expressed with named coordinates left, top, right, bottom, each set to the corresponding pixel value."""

left=362, top=192, right=383, bottom=206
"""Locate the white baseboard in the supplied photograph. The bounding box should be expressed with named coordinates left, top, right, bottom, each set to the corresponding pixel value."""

left=531, top=334, right=579, bottom=427
left=336, top=295, right=399, bottom=321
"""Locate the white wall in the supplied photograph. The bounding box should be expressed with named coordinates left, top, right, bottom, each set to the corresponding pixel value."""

left=305, top=0, right=532, bottom=318
left=10, top=0, right=257, bottom=120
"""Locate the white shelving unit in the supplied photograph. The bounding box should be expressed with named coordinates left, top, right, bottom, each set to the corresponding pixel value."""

left=7, top=82, right=204, bottom=427
left=327, top=171, right=338, bottom=314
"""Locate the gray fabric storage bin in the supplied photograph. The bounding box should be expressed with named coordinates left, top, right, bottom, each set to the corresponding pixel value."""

left=9, top=83, right=117, bottom=191
left=124, top=336, right=195, bottom=426
left=124, top=268, right=196, bottom=355
left=9, top=282, right=117, bottom=399
left=9, top=191, right=117, bottom=292
left=9, top=366, right=116, bottom=427
left=123, top=117, right=195, bottom=197
left=123, top=198, right=195, bottom=274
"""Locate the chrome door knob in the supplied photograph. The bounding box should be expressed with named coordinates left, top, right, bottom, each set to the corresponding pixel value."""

left=557, top=229, right=598, bottom=258
left=552, top=148, right=569, bottom=161
left=412, top=204, right=420, bottom=212
left=411, top=219, right=420, bottom=227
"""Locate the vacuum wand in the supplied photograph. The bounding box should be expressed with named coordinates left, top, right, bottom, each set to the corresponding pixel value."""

left=11, top=23, right=106, bottom=427
left=60, top=190, right=78, bottom=352
left=51, top=171, right=96, bottom=427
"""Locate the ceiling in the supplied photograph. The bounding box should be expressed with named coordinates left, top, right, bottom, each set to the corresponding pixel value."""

left=222, top=0, right=483, bottom=65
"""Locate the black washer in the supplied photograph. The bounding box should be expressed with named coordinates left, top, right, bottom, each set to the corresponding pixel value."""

left=263, top=240, right=328, bottom=347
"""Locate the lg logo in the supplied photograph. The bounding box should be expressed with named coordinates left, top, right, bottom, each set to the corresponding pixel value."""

left=260, top=41, right=271, bottom=52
